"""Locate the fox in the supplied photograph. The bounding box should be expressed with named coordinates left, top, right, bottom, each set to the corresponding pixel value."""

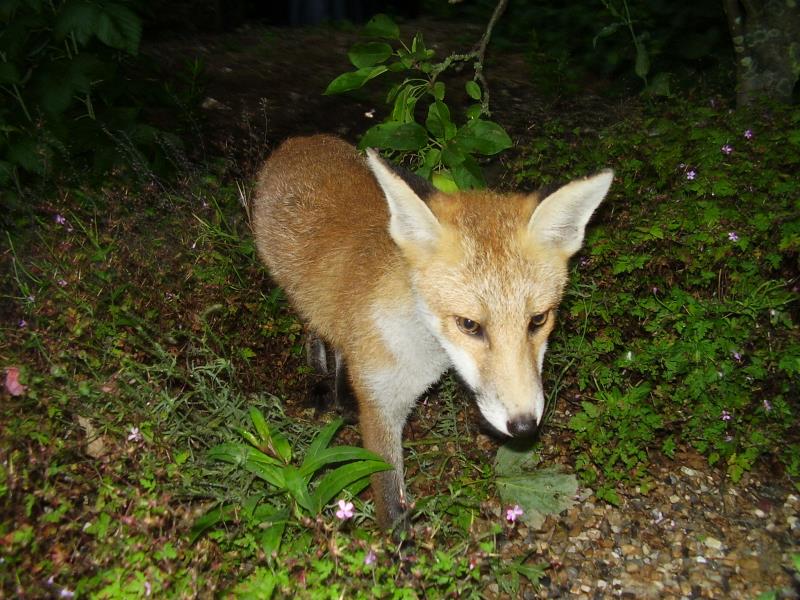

left=252, top=134, right=613, bottom=529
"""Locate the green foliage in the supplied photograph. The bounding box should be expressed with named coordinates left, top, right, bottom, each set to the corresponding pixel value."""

left=0, top=0, right=181, bottom=187
left=518, top=100, right=799, bottom=494
left=326, top=14, right=511, bottom=190
left=493, top=442, right=577, bottom=528
left=193, top=411, right=390, bottom=548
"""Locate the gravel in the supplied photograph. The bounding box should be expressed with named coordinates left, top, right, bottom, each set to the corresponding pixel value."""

left=513, top=456, right=800, bottom=598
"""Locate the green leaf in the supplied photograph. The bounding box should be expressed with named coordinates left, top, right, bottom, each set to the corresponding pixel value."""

left=451, top=155, right=485, bottom=189
left=324, top=65, right=388, bottom=95
left=390, top=84, right=420, bottom=123
left=348, top=42, right=393, bottom=68
left=431, top=81, right=445, bottom=101
left=363, top=13, right=399, bottom=39
left=465, top=80, right=481, bottom=100
left=425, top=101, right=455, bottom=140
left=249, top=408, right=292, bottom=463
left=207, top=443, right=285, bottom=488
left=283, top=466, right=314, bottom=513
left=359, top=121, right=427, bottom=151
left=455, top=119, right=512, bottom=155
left=190, top=503, right=236, bottom=543
left=592, top=22, right=622, bottom=48
left=312, top=461, right=392, bottom=512
left=495, top=466, right=578, bottom=529
left=432, top=170, right=458, bottom=193
left=495, top=441, right=542, bottom=476
left=300, top=445, right=387, bottom=478
left=95, top=3, right=141, bottom=54
left=55, top=0, right=101, bottom=46
left=304, top=418, right=343, bottom=465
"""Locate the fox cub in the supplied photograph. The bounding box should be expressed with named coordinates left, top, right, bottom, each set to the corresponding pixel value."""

left=252, top=135, right=612, bottom=528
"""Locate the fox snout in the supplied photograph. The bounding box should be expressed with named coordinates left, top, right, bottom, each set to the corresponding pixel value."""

left=507, top=414, right=539, bottom=438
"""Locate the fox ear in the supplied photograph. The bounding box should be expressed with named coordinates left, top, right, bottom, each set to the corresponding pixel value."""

left=366, top=149, right=441, bottom=249
left=527, top=170, right=613, bottom=257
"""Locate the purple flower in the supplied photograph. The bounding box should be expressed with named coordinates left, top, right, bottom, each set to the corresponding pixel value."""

left=728, top=231, right=739, bottom=242
left=57, top=279, right=68, bottom=287
left=732, top=351, right=742, bottom=362
left=55, top=214, right=67, bottom=225
left=721, top=144, right=733, bottom=155
left=652, top=286, right=659, bottom=294
left=59, top=589, right=75, bottom=599
left=127, top=426, right=143, bottom=442
left=721, top=410, right=732, bottom=422
left=686, top=170, right=697, bottom=180
left=505, top=505, right=524, bottom=523
left=335, top=499, right=354, bottom=520
left=18, top=319, right=27, bottom=328
left=763, top=399, right=772, bottom=412
left=364, top=550, right=377, bottom=565
left=744, top=129, right=753, bottom=139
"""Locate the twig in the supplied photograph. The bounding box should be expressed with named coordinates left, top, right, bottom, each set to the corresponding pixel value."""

left=473, top=0, right=509, bottom=116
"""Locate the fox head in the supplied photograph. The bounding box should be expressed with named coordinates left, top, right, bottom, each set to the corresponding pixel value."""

left=366, top=150, right=612, bottom=438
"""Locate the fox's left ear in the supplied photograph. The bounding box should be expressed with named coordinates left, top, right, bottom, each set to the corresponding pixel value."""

left=527, top=170, right=613, bottom=257
left=366, top=148, right=442, bottom=250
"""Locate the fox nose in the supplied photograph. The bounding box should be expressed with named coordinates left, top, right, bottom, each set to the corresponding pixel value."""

left=507, top=415, right=538, bottom=438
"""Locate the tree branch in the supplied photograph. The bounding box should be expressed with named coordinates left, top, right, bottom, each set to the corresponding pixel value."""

left=473, top=0, right=509, bottom=116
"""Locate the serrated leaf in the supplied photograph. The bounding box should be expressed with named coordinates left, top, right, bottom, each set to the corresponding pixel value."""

left=359, top=121, right=427, bottom=151
left=496, top=466, right=577, bottom=529
left=465, top=80, right=481, bottom=100
left=494, top=441, right=542, bottom=476
left=55, top=0, right=101, bottom=45
left=348, top=41, right=393, bottom=68
left=95, top=3, right=141, bottom=54
left=363, top=13, right=399, bottom=39
left=312, top=460, right=392, bottom=512
left=324, top=65, right=388, bottom=95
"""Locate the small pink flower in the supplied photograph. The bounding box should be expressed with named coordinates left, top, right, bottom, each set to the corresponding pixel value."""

left=57, top=279, right=68, bottom=287
left=364, top=550, right=376, bottom=565
left=54, top=214, right=67, bottom=225
left=721, top=410, right=732, bottom=422
left=127, top=426, right=143, bottom=442
left=506, top=505, right=524, bottom=523
left=732, top=351, right=742, bottom=362
left=686, top=170, right=697, bottom=180
left=744, top=129, right=753, bottom=139
left=721, top=144, right=733, bottom=155
left=335, top=499, right=354, bottom=520
left=4, top=367, right=26, bottom=396
left=728, top=231, right=739, bottom=242
left=763, top=399, right=772, bottom=412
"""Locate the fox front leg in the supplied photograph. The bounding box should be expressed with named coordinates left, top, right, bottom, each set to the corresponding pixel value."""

left=350, top=371, right=417, bottom=530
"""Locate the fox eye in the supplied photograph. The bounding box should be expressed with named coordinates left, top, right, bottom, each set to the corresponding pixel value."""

left=455, top=316, right=483, bottom=337
left=528, top=311, right=549, bottom=332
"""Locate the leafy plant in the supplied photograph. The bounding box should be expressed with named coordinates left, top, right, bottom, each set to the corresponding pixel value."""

left=493, top=441, right=577, bottom=527
left=325, top=13, right=512, bottom=191
left=518, top=99, right=799, bottom=495
left=192, top=410, right=390, bottom=550
left=0, top=0, right=181, bottom=189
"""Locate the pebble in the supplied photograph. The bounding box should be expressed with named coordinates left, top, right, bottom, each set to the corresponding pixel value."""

left=703, top=536, right=723, bottom=550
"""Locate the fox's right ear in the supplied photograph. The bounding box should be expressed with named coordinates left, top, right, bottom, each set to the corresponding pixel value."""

left=366, top=149, right=442, bottom=249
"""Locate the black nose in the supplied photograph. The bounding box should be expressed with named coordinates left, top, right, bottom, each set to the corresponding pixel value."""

left=507, top=416, right=538, bottom=438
